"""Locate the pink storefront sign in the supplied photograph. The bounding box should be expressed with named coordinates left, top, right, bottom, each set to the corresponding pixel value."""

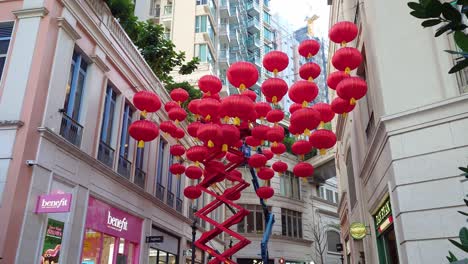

left=85, top=197, right=143, bottom=243
left=36, top=193, right=72, bottom=213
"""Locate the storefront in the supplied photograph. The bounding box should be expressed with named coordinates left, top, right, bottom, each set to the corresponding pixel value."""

left=148, top=226, right=180, bottom=264
left=186, top=241, right=204, bottom=264
left=80, top=197, right=143, bottom=264
left=374, top=198, right=399, bottom=264
left=236, top=258, right=274, bottom=264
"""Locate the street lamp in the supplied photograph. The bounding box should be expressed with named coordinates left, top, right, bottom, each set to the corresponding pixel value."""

left=191, top=206, right=198, bottom=264
left=336, top=243, right=344, bottom=264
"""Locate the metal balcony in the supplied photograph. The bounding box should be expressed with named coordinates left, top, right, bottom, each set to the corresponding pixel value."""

left=246, top=0, right=260, bottom=16
left=166, top=191, right=175, bottom=207
left=156, top=183, right=165, bottom=201
left=220, top=0, right=231, bottom=17
left=149, top=6, right=161, bottom=17
left=247, top=17, right=261, bottom=33
left=59, top=112, right=83, bottom=147
left=134, top=167, right=146, bottom=188
left=219, top=24, right=230, bottom=43
left=97, top=141, right=115, bottom=168
left=163, top=5, right=172, bottom=15
left=229, top=6, right=240, bottom=23
left=117, top=155, right=132, bottom=179
left=247, top=55, right=261, bottom=66
left=246, top=37, right=261, bottom=50
left=229, top=52, right=239, bottom=64
left=229, top=29, right=240, bottom=47
left=219, top=49, right=230, bottom=68
left=176, top=198, right=183, bottom=213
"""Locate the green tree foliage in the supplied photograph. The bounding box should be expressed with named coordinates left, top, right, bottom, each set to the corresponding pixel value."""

left=104, top=0, right=200, bottom=85
left=408, top=0, right=468, bottom=73
left=446, top=165, right=468, bottom=263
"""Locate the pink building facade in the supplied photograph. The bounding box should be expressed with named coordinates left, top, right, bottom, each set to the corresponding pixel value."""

left=0, top=0, right=223, bottom=263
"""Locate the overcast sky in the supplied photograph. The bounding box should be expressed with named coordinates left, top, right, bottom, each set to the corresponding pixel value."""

left=269, top=0, right=330, bottom=37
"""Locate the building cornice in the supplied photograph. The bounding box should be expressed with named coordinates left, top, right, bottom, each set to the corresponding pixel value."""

left=57, top=17, right=81, bottom=41
left=0, top=120, right=24, bottom=128
left=316, top=208, right=339, bottom=218
left=13, top=7, right=49, bottom=19
left=311, top=196, right=339, bottom=208
left=90, top=55, right=110, bottom=72
left=37, top=127, right=194, bottom=225
left=243, top=233, right=314, bottom=245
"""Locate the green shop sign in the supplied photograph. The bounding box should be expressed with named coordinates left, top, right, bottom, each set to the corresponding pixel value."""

left=374, top=199, right=392, bottom=234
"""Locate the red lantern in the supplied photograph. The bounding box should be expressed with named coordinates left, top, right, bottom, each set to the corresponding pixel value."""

left=226, top=152, right=244, bottom=164
left=336, top=77, right=367, bottom=105
left=331, top=96, right=356, bottom=115
left=256, top=186, right=274, bottom=199
left=299, top=62, right=321, bottom=82
left=168, top=107, right=187, bottom=124
left=272, top=161, right=288, bottom=175
left=220, top=94, right=255, bottom=125
left=170, top=163, right=185, bottom=177
left=171, top=127, right=185, bottom=141
left=188, top=99, right=201, bottom=116
left=289, top=124, right=302, bottom=137
left=255, top=102, right=272, bottom=120
left=129, top=120, right=159, bottom=148
left=187, top=121, right=201, bottom=138
left=329, top=21, right=358, bottom=45
left=298, top=39, right=320, bottom=58
left=251, top=125, right=269, bottom=141
left=271, top=142, right=286, bottom=155
left=185, top=165, right=203, bottom=180
left=220, top=124, right=240, bottom=151
left=227, top=62, right=259, bottom=91
left=263, top=51, right=289, bottom=74
left=170, top=144, right=185, bottom=158
left=257, top=167, right=275, bottom=180
left=289, top=103, right=302, bottom=114
left=293, top=162, right=314, bottom=178
left=248, top=154, right=268, bottom=169
left=312, top=103, right=335, bottom=128
left=198, top=75, right=222, bottom=95
left=266, top=125, right=284, bottom=146
left=133, top=91, right=161, bottom=115
left=233, top=140, right=243, bottom=149
left=186, top=146, right=208, bottom=165
left=184, top=186, right=202, bottom=200
left=165, top=101, right=179, bottom=113
left=160, top=121, right=176, bottom=135
left=246, top=136, right=262, bottom=148
left=242, top=89, right=257, bottom=102
left=262, top=149, right=274, bottom=160
left=197, top=123, right=222, bottom=148
left=226, top=170, right=243, bottom=182
left=202, top=92, right=221, bottom=101
left=288, top=80, right=318, bottom=107
left=261, top=78, right=288, bottom=104
left=266, top=109, right=284, bottom=124
left=170, top=88, right=189, bottom=104
left=309, top=129, right=337, bottom=155
left=292, top=140, right=312, bottom=158
left=327, top=71, right=350, bottom=90
left=198, top=98, right=221, bottom=121
left=290, top=107, right=321, bottom=135
left=331, top=47, right=362, bottom=73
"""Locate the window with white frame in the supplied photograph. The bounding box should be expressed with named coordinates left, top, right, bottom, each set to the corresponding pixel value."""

left=327, top=230, right=341, bottom=252
left=280, top=171, right=300, bottom=199
left=317, top=186, right=339, bottom=204
left=281, top=208, right=302, bottom=238
left=237, top=204, right=270, bottom=234
left=0, top=22, right=14, bottom=82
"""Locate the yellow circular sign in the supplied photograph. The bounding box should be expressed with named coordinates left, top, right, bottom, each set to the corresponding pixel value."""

left=350, top=222, right=367, bottom=240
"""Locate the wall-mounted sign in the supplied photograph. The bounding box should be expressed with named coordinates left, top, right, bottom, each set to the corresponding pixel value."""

left=36, top=193, right=72, bottom=213
left=146, top=235, right=164, bottom=243
left=350, top=222, right=367, bottom=240
left=40, top=218, right=64, bottom=263
left=374, top=198, right=393, bottom=235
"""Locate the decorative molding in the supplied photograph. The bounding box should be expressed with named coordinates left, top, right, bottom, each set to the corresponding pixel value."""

left=0, top=120, right=24, bottom=128
left=13, top=7, right=49, bottom=19
left=90, top=55, right=110, bottom=72
left=311, top=196, right=339, bottom=207
left=57, top=17, right=81, bottom=41
left=37, top=126, right=193, bottom=224
left=317, top=208, right=340, bottom=218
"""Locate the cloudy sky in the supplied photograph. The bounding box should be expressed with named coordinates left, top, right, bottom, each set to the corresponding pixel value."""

left=269, top=0, right=330, bottom=37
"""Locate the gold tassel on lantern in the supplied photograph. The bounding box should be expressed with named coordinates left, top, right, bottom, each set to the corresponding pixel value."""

left=239, top=83, right=246, bottom=92
left=308, top=76, right=314, bottom=82
left=341, top=41, right=347, bottom=47
left=302, top=177, right=308, bottom=183
left=302, top=101, right=308, bottom=108
left=208, top=140, right=214, bottom=148
left=320, top=149, right=327, bottom=155
left=195, top=161, right=200, bottom=167
left=141, top=110, right=147, bottom=118
left=222, top=144, right=228, bottom=152
left=345, top=67, right=351, bottom=75
left=319, top=121, right=325, bottom=129
left=138, top=140, right=144, bottom=148
left=350, top=98, right=357, bottom=105
left=304, top=129, right=311, bottom=136
left=273, top=69, right=278, bottom=77
left=233, top=117, right=240, bottom=125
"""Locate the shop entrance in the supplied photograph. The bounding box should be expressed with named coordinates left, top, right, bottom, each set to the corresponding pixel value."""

left=81, top=229, right=138, bottom=264
left=374, top=198, right=399, bottom=264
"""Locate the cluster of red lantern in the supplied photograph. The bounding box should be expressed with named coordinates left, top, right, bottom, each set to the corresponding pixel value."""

left=128, top=91, right=161, bottom=148
left=328, top=21, right=368, bottom=116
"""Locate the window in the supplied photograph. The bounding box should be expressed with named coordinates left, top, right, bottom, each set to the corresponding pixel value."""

left=166, top=155, right=175, bottom=207
left=237, top=205, right=270, bottom=234
left=327, top=231, right=341, bottom=252
left=326, top=189, right=334, bottom=203
left=156, top=139, right=167, bottom=200
left=0, top=22, right=13, bottom=82
left=196, top=44, right=213, bottom=63
left=117, top=104, right=134, bottom=179
left=281, top=208, right=302, bottom=239
left=346, top=149, right=357, bottom=208
left=60, top=51, right=88, bottom=146
left=134, top=145, right=146, bottom=188
left=195, top=16, right=207, bottom=33
left=196, top=0, right=207, bottom=4
left=263, top=11, right=270, bottom=24
left=98, top=86, right=117, bottom=167
left=264, top=28, right=273, bottom=41
left=264, top=44, right=273, bottom=55
left=280, top=171, right=300, bottom=199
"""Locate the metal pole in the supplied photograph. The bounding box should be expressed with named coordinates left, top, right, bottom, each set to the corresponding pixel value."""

left=191, top=207, right=197, bottom=264
left=340, top=254, right=344, bottom=264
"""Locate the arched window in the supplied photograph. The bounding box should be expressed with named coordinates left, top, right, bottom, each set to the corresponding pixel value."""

left=327, top=230, right=341, bottom=252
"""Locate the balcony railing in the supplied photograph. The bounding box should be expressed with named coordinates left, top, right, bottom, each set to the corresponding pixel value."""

left=163, top=5, right=172, bottom=15
left=248, top=55, right=261, bottom=65
left=219, top=49, right=229, bottom=60
left=156, top=183, right=165, bottom=201
left=150, top=6, right=161, bottom=17
left=246, top=1, right=259, bottom=11
left=229, top=52, right=239, bottom=63
left=59, top=112, right=83, bottom=147
left=176, top=198, right=183, bottom=213
left=134, top=168, right=146, bottom=188
left=166, top=191, right=175, bottom=207
left=247, top=18, right=260, bottom=29
left=247, top=37, right=260, bottom=48
left=117, top=155, right=132, bottom=179
left=97, top=140, right=115, bottom=168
